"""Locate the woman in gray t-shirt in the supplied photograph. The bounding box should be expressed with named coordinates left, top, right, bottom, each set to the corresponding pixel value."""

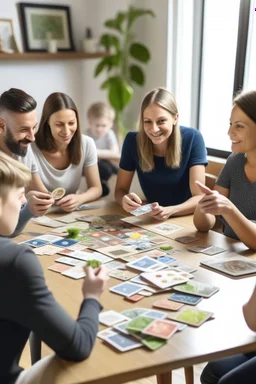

left=194, top=90, right=256, bottom=250
left=32, top=92, right=102, bottom=212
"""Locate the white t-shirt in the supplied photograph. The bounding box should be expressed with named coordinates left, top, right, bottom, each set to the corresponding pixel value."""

left=31, top=135, right=97, bottom=194
left=86, top=129, right=119, bottom=150
left=16, top=145, right=38, bottom=173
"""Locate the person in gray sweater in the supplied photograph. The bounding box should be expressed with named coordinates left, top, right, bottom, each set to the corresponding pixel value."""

left=0, top=151, right=109, bottom=384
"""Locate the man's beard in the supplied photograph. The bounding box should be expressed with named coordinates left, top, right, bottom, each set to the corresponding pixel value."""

left=4, top=128, right=32, bottom=157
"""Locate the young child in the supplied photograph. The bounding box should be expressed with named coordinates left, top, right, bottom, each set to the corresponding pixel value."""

left=86, top=102, right=120, bottom=196
left=0, top=150, right=108, bottom=384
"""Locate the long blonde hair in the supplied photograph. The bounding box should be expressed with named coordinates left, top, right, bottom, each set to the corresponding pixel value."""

left=137, top=88, right=181, bottom=172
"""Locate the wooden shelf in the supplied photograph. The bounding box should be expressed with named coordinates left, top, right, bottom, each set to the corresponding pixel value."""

left=0, top=51, right=107, bottom=61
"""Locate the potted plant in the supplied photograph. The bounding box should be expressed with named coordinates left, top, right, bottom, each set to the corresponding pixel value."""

left=94, top=6, right=155, bottom=136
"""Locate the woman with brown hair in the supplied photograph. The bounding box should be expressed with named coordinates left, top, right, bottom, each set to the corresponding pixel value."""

left=115, top=87, right=207, bottom=220
left=32, top=92, right=102, bottom=212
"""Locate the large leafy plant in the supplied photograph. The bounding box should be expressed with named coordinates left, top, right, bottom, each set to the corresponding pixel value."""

left=94, top=7, right=155, bottom=135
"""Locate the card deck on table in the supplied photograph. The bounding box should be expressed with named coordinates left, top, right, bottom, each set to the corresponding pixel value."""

left=99, top=310, right=129, bottom=326
left=52, top=239, right=79, bottom=248
left=126, top=256, right=166, bottom=272
left=200, top=254, right=256, bottom=277
left=48, top=263, right=71, bottom=273
left=55, top=256, right=85, bottom=266
left=141, top=269, right=188, bottom=289
left=125, top=316, right=155, bottom=332
left=172, top=280, right=219, bottom=298
left=103, top=331, right=142, bottom=352
left=175, top=235, right=199, bottom=244
left=168, top=307, right=213, bottom=327
left=125, top=294, right=144, bottom=302
left=130, top=203, right=154, bottom=216
left=201, top=245, right=226, bottom=256
left=110, top=282, right=144, bottom=297
left=121, top=308, right=148, bottom=319
left=153, top=298, right=184, bottom=311
left=61, top=265, right=85, bottom=279
left=169, top=292, right=203, bottom=305
left=109, top=269, right=138, bottom=281
left=143, top=319, right=179, bottom=339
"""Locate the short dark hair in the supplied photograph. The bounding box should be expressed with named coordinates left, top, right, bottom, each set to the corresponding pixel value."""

left=0, top=88, right=37, bottom=113
left=35, top=92, right=82, bottom=165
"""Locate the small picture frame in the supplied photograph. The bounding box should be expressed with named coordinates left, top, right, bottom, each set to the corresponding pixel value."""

left=0, top=18, right=20, bottom=53
left=18, top=2, right=75, bottom=52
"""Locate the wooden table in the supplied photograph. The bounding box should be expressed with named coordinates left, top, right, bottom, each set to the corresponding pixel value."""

left=16, top=202, right=256, bottom=384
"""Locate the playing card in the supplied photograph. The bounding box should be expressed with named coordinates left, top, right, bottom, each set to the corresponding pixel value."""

left=175, top=236, right=199, bottom=244
left=52, top=239, right=79, bottom=248
left=172, top=280, right=219, bottom=298
left=167, top=307, right=213, bottom=327
left=34, top=234, right=64, bottom=242
left=113, top=321, right=130, bottom=334
left=140, top=336, right=167, bottom=350
left=126, top=256, right=166, bottom=272
left=169, top=292, right=203, bottom=305
left=130, top=275, right=155, bottom=287
left=61, top=265, right=85, bottom=279
left=157, top=255, right=177, bottom=264
left=99, top=245, right=136, bottom=259
left=109, top=269, right=138, bottom=281
left=139, top=290, right=153, bottom=297
left=34, top=244, right=61, bottom=255
left=130, top=203, right=154, bottom=216
left=99, top=310, right=129, bottom=326
left=52, top=187, right=65, bottom=200
left=202, top=245, right=226, bottom=255
left=141, top=269, right=188, bottom=289
left=32, top=216, right=62, bottom=228
left=103, top=332, right=142, bottom=352
left=110, top=282, right=144, bottom=297
left=141, top=249, right=167, bottom=258
left=143, top=319, right=179, bottom=339
left=153, top=298, right=184, bottom=311
left=200, top=254, right=256, bottom=277
left=55, top=213, right=79, bottom=223
left=143, top=310, right=167, bottom=319
left=21, top=239, right=49, bottom=247
left=125, top=316, right=155, bottom=332
left=105, top=260, right=126, bottom=271
left=48, top=263, right=71, bottom=273
left=121, top=308, right=148, bottom=319
left=148, top=223, right=183, bottom=236
left=187, top=245, right=209, bottom=253
left=97, top=328, right=115, bottom=340
left=125, top=294, right=144, bottom=302
left=55, top=256, right=85, bottom=266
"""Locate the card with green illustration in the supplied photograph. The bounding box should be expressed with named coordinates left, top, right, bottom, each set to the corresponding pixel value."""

left=172, top=280, right=219, bottom=297
left=125, top=316, right=154, bottom=332
left=141, top=335, right=167, bottom=350
left=168, top=307, right=213, bottom=327
left=121, top=308, right=148, bottom=319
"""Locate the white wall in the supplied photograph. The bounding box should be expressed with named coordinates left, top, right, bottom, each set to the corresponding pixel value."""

left=0, top=0, right=169, bottom=131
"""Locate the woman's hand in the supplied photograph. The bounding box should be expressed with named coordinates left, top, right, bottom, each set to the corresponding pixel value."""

left=122, top=192, right=142, bottom=212
left=55, top=194, right=82, bottom=212
left=148, top=202, right=173, bottom=221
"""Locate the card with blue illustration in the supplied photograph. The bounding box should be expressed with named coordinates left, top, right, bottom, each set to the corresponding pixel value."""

left=110, top=282, right=144, bottom=297
left=52, top=238, right=79, bottom=248
left=126, top=256, right=166, bottom=272
left=169, top=292, right=203, bottom=305
left=21, top=239, right=49, bottom=247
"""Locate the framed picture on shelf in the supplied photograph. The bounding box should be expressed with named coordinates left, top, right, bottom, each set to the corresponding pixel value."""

left=0, top=18, right=20, bottom=53
left=18, top=2, right=75, bottom=52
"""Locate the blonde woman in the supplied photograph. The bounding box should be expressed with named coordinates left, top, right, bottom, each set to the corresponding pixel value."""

left=115, top=87, right=207, bottom=220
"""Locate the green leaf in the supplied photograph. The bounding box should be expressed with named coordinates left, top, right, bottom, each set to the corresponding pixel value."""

left=94, top=58, right=109, bottom=77
left=100, top=34, right=120, bottom=50
left=109, top=52, right=121, bottom=66
left=128, top=7, right=155, bottom=28
left=108, top=77, right=133, bottom=112
left=130, top=43, right=150, bottom=63
left=129, top=64, right=145, bottom=86
left=105, top=12, right=126, bottom=32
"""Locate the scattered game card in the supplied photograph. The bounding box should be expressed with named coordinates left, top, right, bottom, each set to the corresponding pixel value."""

left=97, top=328, right=115, bottom=340
left=175, top=235, right=199, bottom=244
left=103, top=331, right=142, bottom=352
left=153, top=298, right=184, bottom=311
left=168, top=307, right=213, bottom=327
left=21, top=239, right=49, bottom=247
left=126, top=256, right=166, bottom=272
left=130, top=275, right=155, bottom=287
left=109, top=269, right=138, bottom=281
left=142, top=249, right=166, bottom=258
left=148, top=223, right=183, bottom=236
left=52, top=239, right=79, bottom=248
left=105, top=260, right=126, bottom=271
left=34, top=244, right=61, bottom=255
left=166, top=260, right=197, bottom=273
left=99, top=245, right=136, bottom=259
left=55, top=213, right=79, bottom=223
left=121, top=308, right=148, bottom=319
left=125, top=294, right=144, bottom=302
left=187, top=245, right=209, bottom=253
left=34, top=234, right=64, bottom=242
left=169, top=292, right=203, bottom=305
left=61, top=265, right=85, bottom=279
left=125, top=316, right=155, bottom=332
left=48, top=263, right=71, bottom=273
left=55, top=256, right=85, bottom=266
left=110, top=282, right=144, bottom=297
left=143, top=310, right=167, bottom=319
left=52, top=187, right=65, bottom=200
left=32, top=216, right=61, bottom=228
left=200, top=255, right=256, bottom=277
left=76, top=203, right=102, bottom=211
left=139, top=290, right=153, bottom=297
left=143, top=319, right=179, bottom=339
left=140, top=336, right=167, bottom=350
left=99, top=310, right=129, bottom=326
left=157, top=255, right=177, bottom=264
left=201, top=245, right=226, bottom=256
left=172, top=280, right=219, bottom=298
left=113, top=321, right=130, bottom=335
left=141, top=269, right=188, bottom=289
left=130, top=203, right=154, bottom=216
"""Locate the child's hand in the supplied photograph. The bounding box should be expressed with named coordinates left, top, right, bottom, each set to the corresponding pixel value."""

left=122, top=192, right=142, bottom=212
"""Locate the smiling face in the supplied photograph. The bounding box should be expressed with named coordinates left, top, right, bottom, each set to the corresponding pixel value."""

left=48, top=109, right=77, bottom=147
left=0, top=110, right=38, bottom=157
left=228, top=105, right=256, bottom=154
left=143, top=103, right=178, bottom=151
left=0, top=187, right=26, bottom=236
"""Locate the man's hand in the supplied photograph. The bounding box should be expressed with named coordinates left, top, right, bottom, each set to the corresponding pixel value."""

left=27, top=191, right=54, bottom=216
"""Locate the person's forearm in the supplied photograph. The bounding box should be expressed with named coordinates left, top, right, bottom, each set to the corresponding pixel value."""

left=79, top=186, right=102, bottom=203
left=168, top=195, right=204, bottom=217
left=223, top=206, right=256, bottom=250
left=193, top=204, right=216, bottom=231
left=115, top=188, right=127, bottom=206
left=243, top=287, right=256, bottom=331
left=97, top=149, right=120, bottom=160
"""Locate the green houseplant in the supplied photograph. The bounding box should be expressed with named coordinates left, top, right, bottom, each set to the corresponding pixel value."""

left=94, top=6, right=155, bottom=136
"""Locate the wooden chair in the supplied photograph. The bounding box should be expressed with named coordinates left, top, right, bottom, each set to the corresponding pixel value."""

left=205, top=172, right=217, bottom=190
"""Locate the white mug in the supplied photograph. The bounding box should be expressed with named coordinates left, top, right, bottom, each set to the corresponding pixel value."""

left=48, top=39, right=58, bottom=53
left=83, top=38, right=98, bottom=53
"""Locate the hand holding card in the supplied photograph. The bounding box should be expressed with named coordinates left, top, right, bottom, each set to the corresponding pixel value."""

left=82, top=264, right=109, bottom=300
